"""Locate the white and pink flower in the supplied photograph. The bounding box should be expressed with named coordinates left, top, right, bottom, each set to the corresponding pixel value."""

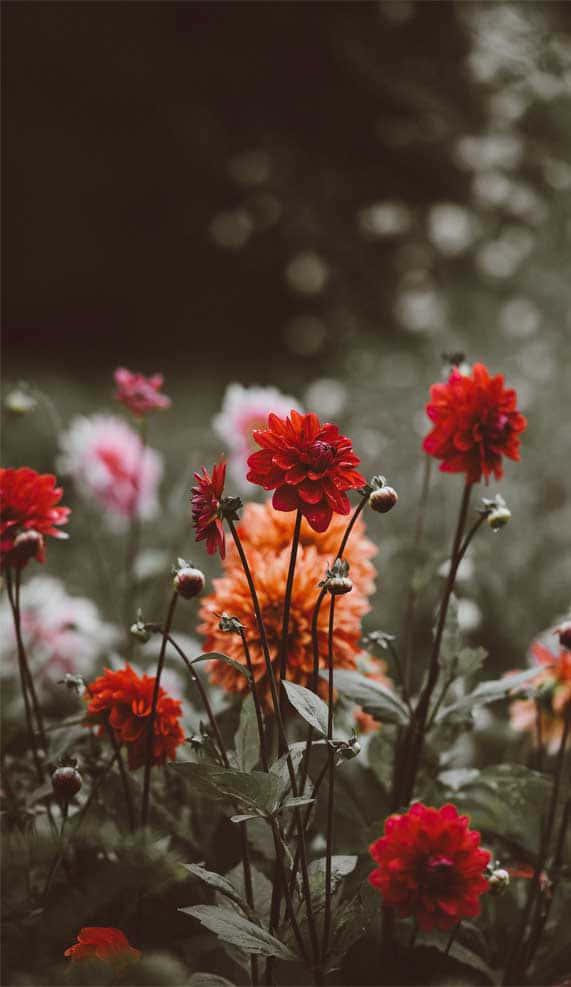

left=212, top=383, right=302, bottom=492
left=58, top=414, right=163, bottom=528
left=0, top=576, right=118, bottom=687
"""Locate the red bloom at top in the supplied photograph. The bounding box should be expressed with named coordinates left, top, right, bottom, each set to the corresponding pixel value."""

left=0, top=467, right=70, bottom=570
left=114, top=367, right=171, bottom=416
left=423, top=363, right=527, bottom=484
left=191, top=457, right=227, bottom=559
left=84, top=664, right=185, bottom=770
left=369, top=802, right=490, bottom=931
left=64, top=927, right=141, bottom=964
left=246, top=410, right=365, bottom=532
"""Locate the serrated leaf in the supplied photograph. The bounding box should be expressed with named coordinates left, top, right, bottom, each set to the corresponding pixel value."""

left=327, top=670, right=410, bottom=726
left=184, top=863, right=248, bottom=913
left=436, top=666, right=545, bottom=722
left=180, top=905, right=297, bottom=961
left=172, top=763, right=282, bottom=814
left=192, top=652, right=252, bottom=682
left=234, top=693, right=260, bottom=772
left=282, top=681, right=329, bottom=735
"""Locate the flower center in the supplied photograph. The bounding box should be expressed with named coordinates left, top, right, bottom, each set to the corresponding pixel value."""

left=308, top=440, right=335, bottom=473
left=422, top=854, right=455, bottom=892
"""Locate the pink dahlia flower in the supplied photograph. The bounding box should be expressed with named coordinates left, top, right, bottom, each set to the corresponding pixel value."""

left=114, top=367, right=171, bottom=417
left=58, top=415, right=163, bottom=528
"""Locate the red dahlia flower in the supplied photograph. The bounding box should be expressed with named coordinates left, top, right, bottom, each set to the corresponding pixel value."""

left=85, top=664, right=185, bottom=770
left=64, top=927, right=141, bottom=963
left=369, top=802, right=490, bottom=931
left=0, top=467, right=70, bottom=570
left=246, top=410, right=365, bottom=532
left=114, top=367, right=171, bottom=416
left=423, top=363, right=527, bottom=484
left=191, top=457, right=227, bottom=559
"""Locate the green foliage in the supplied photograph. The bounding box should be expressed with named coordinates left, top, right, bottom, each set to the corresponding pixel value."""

left=436, top=667, right=544, bottom=724
left=328, top=669, right=410, bottom=726
left=192, top=653, right=252, bottom=683
left=281, top=680, right=329, bottom=735
left=180, top=904, right=298, bottom=961
left=184, top=863, right=252, bottom=916
left=233, top=693, right=260, bottom=772
left=172, top=762, right=283, bottom=816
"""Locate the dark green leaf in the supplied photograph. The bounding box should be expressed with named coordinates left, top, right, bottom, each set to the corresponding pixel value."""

left=172, top=763, right=282, bottom=814
left=192, top=652, right=252, bottom=682
left=327, top=670, right=410, bottom=726
left=416, top=930, right=496, bottom=984
left=282, top=680, right=329, bottom=735
left=234, top=693, right=260, bottom=772
left=304, top=855, right=358, bottom=908
left=276, top=796, right=315, bottom=812
left=183, top=863, right=248, bottom=913
left=436, top=667, right=545, bottom=722
left=180, top=905, right=297, bottom=961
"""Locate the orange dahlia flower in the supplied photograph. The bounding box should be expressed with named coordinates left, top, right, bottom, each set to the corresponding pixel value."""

left=509, top=642, right=571, bottom=753
left=65, top=927, right=141, bottom=964
left=199, top=545, right=369, bottom=707
left=423, top=363, right=527, bottom=484
left=85, top=664, right=185, bottom=770
left=229, top=501, right=377, bottom=598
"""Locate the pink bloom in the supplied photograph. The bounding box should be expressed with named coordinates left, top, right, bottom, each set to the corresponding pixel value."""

left=114, top=368, right=171, bottom=417
left=213, top=383, right=302, bottom=492
left=58, top=415, right=163, bottom=529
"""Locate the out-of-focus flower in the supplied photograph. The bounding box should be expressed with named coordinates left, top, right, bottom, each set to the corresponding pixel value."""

left=64, top=927, right=141, bottom=964
left=213, top=384, right=302, bottom=492
left=508, top=642, right=571, bottom=753
left=58, top=415, right=163, bottom=529
left=353, top=655, right=393, bottom=733
left=554, top=620, right=571, bottom=650
left=0, top=468, right=70, bottom=570
left=229, top=501, right=376, bottom=598
left=4, top=386, right=38, bottom=415
left=191, top=457, right=229, bottom=559
left=114, top=367, right=171, bottom=417
left=247, top=410, right=365, bottom=532
left=84, top=664, right=185, bottom=770
left=423, top=363, right=527, bottom=483
left=0, top=575, right=117, bottom=686
left=199, top=546, right=369, bottom=708
left=369, top=802, right=490, bottom=930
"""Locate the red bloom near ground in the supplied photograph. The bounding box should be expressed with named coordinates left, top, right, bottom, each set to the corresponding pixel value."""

left=64, top=927, right=141, bottom=963
left=85, top=665, right=185, bottom=770
left=114, top=367, right=171, bottom=416
left=423, top=363, right=527, bottom=483
left=191, top=457, right=227, bottom=559
left=369, top=803, right=490, bottom=931
left=0, top=467, right=70, bottom=570
left=246, top=410, right=365, bottom=532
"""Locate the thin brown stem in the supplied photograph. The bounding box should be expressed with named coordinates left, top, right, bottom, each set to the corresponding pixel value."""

left=6, top=570, right=44, bottom=783
left=124, top=418, right=147, bottom=652
left=239, top=628, right=269, bottom=771
left=278, top=510, right=302, bottom=733
left=84, top=682, right=135, bottom=832
left=166, top=633, right=229, bottom=767
left=141, top=591, right=178, bottom=827
left=398, top=482, right=472, bottom=808
left=322, top=594, right=336, bottom=965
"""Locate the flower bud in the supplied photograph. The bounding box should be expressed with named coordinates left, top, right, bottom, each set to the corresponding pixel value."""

left=338, top=736, right=361, bottom=759
left=319, top=558, right=352, bottom=595
left=173, top=565, right=205, bottom=600
left=4, top=388, right=37, bottom=415
left=487, top=506, right=511, bottom=531
left=12, top=529, right=45, bottom=566
left=52, top=765, right=82, bottom=802
left=554, top=621, right=571, bottom=650
left=488, top=868, right=510, bottom=895
left=369, top=485, right=398, bottom=514
left=130, top=620, right=152, bottom=643
left=218, top=612, right=244, bottom=634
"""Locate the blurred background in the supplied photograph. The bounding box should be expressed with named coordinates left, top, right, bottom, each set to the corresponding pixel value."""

left=3, top=0, right=571, bottom=673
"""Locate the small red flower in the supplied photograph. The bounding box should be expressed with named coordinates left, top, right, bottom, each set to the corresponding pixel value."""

left=191, top=457, right=227, bottom=559
left=64, top=927, right=141, bottom=964
left=246, top=410, right=365, bottom=532
left=369, top=802, right=490, bottom=931
left=85, top=664, right=185, bottom=770
left=423, top=363, right=527, bottom=484
left=114, top=367, right=171, bottom=416
left=0, top=467, right=70, bottom=570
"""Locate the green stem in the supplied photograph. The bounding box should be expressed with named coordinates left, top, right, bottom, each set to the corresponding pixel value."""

left=84, top=682, right=135, bottom=832
left=141, top=591, right=178, bottom=828
left=322, top=594, right=336, bottom=965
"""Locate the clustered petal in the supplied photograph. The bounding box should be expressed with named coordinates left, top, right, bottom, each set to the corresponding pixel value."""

left=369, top=802, right=490, bottom=931
left=508, top=641, right=571, bottom=753
left=114, top=367, right=171, bottom=416
left=247, top=410, right=365, bottom=532
left=84, top=664, right=185, bottom=770
left=64, top=927, right=141, bottom=963
left=423, top=363, right=527, bottom=483
left=199, top=501, right=377, bottom=708
left=191, top=457, right=227, bottom=559
left=0, top=467, right=70, bottom=570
